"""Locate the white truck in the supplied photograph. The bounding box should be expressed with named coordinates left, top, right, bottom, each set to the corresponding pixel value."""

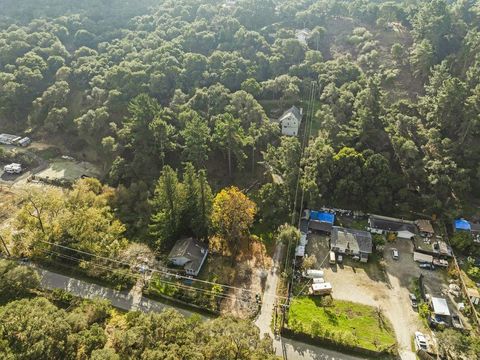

left=4, top=163, right=22, bottom=174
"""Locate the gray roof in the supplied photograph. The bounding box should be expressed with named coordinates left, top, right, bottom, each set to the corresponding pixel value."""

left=278, top=106, right=302, bottom=123
left=369, top=215, right=417, bottom=234
left=309, top=220, right=333, bottom=233
left=168, top=238, right=208, bottom=274
left=471, top=222, right=480, bottom=234
left=331, top=226, right=373, bottom=254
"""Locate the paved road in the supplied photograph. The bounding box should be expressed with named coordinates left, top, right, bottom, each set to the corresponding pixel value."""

left=38, top=266, right=365, bottom=360
left=37, top=268, right=204, bottom=319
left=255, top=244, right=366, bottom=360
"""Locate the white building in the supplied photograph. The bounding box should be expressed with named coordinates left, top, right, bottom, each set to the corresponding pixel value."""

left=278, top=106, right=303, bottom=136
left=295, top=29, right=311, bottom=45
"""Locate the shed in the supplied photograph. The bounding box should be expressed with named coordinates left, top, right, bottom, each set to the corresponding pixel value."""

left=308, top=220, right=333, bottom=233
left=299, top=233, right=308, bottom=246
left=431, top=297, right=451, bottom=317
left=414, top=252, right=433, bottom=263
left=295, top=245, right=305, bottom=258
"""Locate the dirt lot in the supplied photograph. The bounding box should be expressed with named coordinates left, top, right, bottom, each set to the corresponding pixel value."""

left=34, top=159, right=100, bottom=181
left=303, top=233, right=451, bottom=358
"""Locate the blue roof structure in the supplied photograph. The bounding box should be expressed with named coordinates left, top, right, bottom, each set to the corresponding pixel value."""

left=310, top=210, right=335, bottom=224
left=454, top=219, right=471, bottom=231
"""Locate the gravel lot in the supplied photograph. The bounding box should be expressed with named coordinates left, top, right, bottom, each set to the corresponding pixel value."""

left=304, top=233, right=450, bottom=359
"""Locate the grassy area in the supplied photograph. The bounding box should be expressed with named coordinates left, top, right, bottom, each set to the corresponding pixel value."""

left=252, top=221, right=276, bottom=256
left=287, top=297, right=396, bottom=353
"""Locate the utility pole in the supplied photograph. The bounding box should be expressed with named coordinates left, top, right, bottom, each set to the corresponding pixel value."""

left=0, top=234, right=11, bottom=257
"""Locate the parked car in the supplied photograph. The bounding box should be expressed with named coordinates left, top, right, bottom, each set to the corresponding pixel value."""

left=414, top=331, right=428, bottom=351
left=329, top=251, right=336, bottom=265
left=419, top=263, right=435, bottom=270
left=451, top=314, right=464, bottom=330
left=409, top=293, right=418, bottom=309
left=337, top=254, right=343, bottom=263
left=392, top=248, right=399, bottom=260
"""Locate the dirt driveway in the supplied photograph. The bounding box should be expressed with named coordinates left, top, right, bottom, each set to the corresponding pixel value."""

left=305, top=234, right=448, bottom=359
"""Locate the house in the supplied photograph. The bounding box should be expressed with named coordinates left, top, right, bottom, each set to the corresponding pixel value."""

left=330, top=226, right=373, bottom=262
left=367, top=215, right=417, bottom=239
left=416, top=219, right=434, bottom=237
left=308, top=210, right=335, bottom=234
left=295, top=28, right=311, bottom=45
left=467, top=287, right=480, bottom=306
left=0, top=133, right=21, bottom=145
left=278, top=106, right=302, bottom=136
left=470, top=222, right=480, bottom=243
left=168, top=238, right=208, bottom=276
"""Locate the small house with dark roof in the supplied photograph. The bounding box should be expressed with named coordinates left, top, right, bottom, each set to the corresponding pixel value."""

left=416, top=219, right=434, bottom=237
left=168, top=238, right=208, bottom=276
left=330, top=226, right=373, bottom=262
left=368, top=215, right=417, bottom=239
left=278, top=106, right=302, bottom=136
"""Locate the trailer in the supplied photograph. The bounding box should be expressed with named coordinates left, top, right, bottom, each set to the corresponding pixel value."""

left=303, top=269, right=324, bottom=279
left=3, top=163, right=22, bottom=174
left=310, top=282, right=332, bottom=296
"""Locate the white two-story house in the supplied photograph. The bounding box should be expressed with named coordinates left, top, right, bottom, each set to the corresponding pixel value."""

left=278, top=106, right=302, bottom=136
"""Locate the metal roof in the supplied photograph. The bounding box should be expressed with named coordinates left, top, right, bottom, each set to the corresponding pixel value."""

left=331, top=226, right=373, bottom=254
left=431, top=297, right=450, bottom=317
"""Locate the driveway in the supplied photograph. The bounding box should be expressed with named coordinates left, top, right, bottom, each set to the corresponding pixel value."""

left=307, top=235, right=424, bottom=360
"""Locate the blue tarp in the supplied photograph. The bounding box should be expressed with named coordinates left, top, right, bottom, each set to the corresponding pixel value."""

left=310, top=210, right=335, bottom=224
left=454, top=219, right=471, bottom=231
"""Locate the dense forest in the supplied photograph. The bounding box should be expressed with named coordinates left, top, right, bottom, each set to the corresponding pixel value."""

left=1, top=1, right=480, bottom=253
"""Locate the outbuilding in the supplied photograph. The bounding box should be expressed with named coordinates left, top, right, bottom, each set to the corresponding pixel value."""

left=368, top=215, right=417, bottom=239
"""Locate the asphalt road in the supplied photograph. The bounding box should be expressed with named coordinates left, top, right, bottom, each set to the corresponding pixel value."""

left=37, top=268, right=203, bottom=319
left=38, top=265, right=366, bottom=359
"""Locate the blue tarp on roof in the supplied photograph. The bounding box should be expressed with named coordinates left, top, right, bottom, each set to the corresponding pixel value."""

left=310, top=210, right=335, bottom=224
left=454, top=219, right=471, bottom=231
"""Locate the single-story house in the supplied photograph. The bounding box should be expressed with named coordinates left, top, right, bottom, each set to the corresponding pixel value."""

left=0, top=133, right=21, bottom=145
left=330, top=226, right=373, bottom=262
left=467, top=287, right=480, bottom=306
left=278, top=106, right=302, bottom=136
left=168, top=238, right=208, bottom=276
left=295, top=28, right=311, bottom=45
left=416, top=219, right=434, bottom=237
left=367, top=215, right=417, bottom=239
left=431, top=297, right=451, bottom=317
left=308, top=210, right=335, bottom=234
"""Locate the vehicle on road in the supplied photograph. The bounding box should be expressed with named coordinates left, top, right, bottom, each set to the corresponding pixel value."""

left=419, top=263, right=435, bottom=270
left=392, top=248, right=399, bottom=260
left=409, top=293, right=418, bottom=309
left=414, top=331, right=428, bottom=351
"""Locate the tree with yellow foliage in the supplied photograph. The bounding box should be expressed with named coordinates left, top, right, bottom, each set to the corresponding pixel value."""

left=211, top=187, right=256, bottom=257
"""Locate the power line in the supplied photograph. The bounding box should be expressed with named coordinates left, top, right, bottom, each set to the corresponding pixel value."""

left=35, top=239, right=287, bottom=301
left=35, top=247, right=253, bottom=304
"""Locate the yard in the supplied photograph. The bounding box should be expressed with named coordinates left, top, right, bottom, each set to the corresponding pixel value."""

left=287, top=296, right=396, bottom=353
